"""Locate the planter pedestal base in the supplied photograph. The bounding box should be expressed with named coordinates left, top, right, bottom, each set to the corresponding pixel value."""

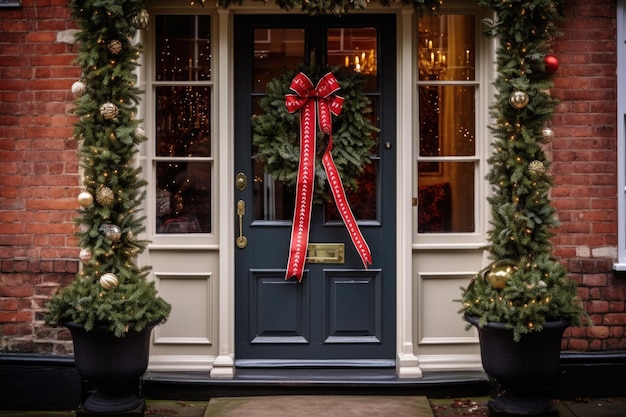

left=489, top=395, right=559, bottom=417
left=76, top=399, right=145, bottom=416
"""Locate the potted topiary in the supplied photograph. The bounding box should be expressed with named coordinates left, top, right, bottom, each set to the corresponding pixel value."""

left=45, top=0, right=170, bottom=414
left=459, top=1, right=589, bottom=416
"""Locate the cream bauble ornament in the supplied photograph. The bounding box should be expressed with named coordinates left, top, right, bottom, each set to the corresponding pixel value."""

left=134, top=125, right=146, bottom=138
left=100, top=273, right=119, bottom=290
left=528, top=160, right=546, bottom=176
left=71, top=81, right=87, bottom=98
left=100, top=224, right=122, bottom=242
left=77, top=190, right=94, bottom=207
left=100, top=102, right=119, bottom=120
left=96, top=185, right=115, bottom=207
left=131, top=9, right=149, bottom=29
left=107, top=39, right=123, bottom=55
left=486, top=264, right=516, bottom=290
left=541, top=127, right=554, bottom=142
left=509, top=90, right=529, bottom=109
left=79, top=248, right=92, bottom=263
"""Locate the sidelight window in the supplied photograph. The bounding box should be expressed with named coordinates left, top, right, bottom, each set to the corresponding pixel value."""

left=152, top=15, right=213, bottom=234
left=416, top=13, right=479, bottom=234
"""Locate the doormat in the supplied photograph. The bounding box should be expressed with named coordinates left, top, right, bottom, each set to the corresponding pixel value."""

left=145, top=401, right=207, bottom=417
left=204, top=395, right=433, bottom=417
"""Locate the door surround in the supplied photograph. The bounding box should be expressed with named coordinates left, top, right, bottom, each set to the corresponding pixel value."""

left=207, top=6, right=422, bottom=378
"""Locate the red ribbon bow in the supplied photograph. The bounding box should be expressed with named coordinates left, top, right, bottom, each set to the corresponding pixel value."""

left=284, top=72, right=372, bottom=281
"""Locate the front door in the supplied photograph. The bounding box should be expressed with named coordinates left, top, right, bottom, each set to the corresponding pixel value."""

left=234, top=14, right=396, bottom=366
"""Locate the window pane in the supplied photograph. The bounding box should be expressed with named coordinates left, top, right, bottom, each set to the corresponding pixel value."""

left=419, top=85, right=475, bottom=158
left=327, top=27, right=377, bottom=91
left=253, top=28, right=305, bottom=93
left=155, top=15, right=211, bottom=81
left=418, top=15, right=475, bottom=81
left=252, top=158, right=294, bottom=221
left=418, top=162, right=474, bottom=233
left=325, top=159, right=378, bottom=221
left=156, top=161, right=212, bottom=233
left=156, top=86, right=211, bottom=157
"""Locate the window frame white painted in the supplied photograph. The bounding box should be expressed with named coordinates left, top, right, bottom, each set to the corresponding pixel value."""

left=615, top=0, right=626, bottom=270
left=412, top=3, right=494, bottom=250
left=143, top=9, right=219, bottom=248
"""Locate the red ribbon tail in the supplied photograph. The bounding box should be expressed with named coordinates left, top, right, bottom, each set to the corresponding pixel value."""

left=285, top=100, right=316, bottom=281
left=322, top=140, right=372, bottom=269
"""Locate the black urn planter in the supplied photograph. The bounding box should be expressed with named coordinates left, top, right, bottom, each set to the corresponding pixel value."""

left=465, top=315, right=568, bottom=417
left=64, top=322, right=156, bottom=415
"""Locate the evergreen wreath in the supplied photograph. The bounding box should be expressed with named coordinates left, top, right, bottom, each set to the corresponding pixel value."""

left=252, top=64, right=378, bottom=202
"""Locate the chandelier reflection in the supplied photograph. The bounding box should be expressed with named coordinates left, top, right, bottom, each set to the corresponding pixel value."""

left=419, top=38, right=447, bottom=80
left=344, top=49, right=375, bottom=74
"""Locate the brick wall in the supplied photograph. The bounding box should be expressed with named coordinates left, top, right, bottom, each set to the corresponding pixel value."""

left=0, top=0, right=79, bottom=353
left=0, top=0, right=624, bottom=355
left=552, top=0, right=626, bottom=351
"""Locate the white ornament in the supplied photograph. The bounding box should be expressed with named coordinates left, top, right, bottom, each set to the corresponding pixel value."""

left=79, top=249, right=92, bottom=263
left=134, top=126, right=146, bottom=138
left=100, top=102, right=119, bottom=120
left=542, top=127, right=555, bottom=142
left=77, top=190, right=94, bottom=207
left=100, top=273, right=119, bottom=290
left=71, top=81, right=87, bottom=98
left=131, top=9, right=150, bottom=30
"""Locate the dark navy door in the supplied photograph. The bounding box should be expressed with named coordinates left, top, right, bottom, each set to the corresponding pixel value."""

left=234, top=14, right=396, bottom=366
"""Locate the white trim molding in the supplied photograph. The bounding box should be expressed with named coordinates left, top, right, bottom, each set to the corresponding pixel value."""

left=615, top=0, right=626, bottom=271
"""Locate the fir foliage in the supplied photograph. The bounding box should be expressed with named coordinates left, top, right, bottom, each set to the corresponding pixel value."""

left=214, top=0, right=440, bottom=16
left=252, top=64, right=378, bottom=203
left=459, top=0, right=588, bottom=341
left=45, top=0, right=170, bottom=337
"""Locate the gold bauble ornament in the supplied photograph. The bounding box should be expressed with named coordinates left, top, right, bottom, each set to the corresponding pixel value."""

left=79, top=248, right=92, bottom=263
left=541, top=127, right=554, bottom=142
left=100, top=224, right=122, bottom=242
left=509, top=90, right=529, bottom=109
left=131, top=9, right=149, bottom=29
left=71, top=81, right=87, bottom=98
left=107, top=39, right=123, bottom=55
left=77, top=190, right=94, bottom=207
left=100, top=273, right=119, bottom=290
left=486, top=264, right=516, bottom=290
left=96, top=185, right=115, bottom=206
left=100, top=102, right=119, bottom=120
left=528, top=160, right=546, bottom=176
left=134, top=125, right=146, bottom=138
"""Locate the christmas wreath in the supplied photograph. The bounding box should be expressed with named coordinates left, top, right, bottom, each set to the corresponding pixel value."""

left=252, top=64, right=378, bottom=202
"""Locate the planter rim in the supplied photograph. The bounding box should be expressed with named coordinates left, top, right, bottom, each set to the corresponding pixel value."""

left=62, top=321, right=158, bottom=334
left=464, top=314, right=569, bottom=331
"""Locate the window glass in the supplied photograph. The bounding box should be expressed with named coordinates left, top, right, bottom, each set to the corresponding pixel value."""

left=418, top=14, right=475, bottom=81
left=156, top=15, right=211, bottom=81
left=417, top=14, right=477, bottom=234
left=154, top=15, right=213, bottom=234
left=251, top=26, right=380, bottom=222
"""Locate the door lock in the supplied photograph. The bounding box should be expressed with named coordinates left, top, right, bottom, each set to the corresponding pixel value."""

left=235, top=172, right=247, bottom=191
left=236, top=200, right=248, bottom=249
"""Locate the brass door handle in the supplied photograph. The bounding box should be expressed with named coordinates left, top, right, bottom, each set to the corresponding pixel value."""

left=236, top=200, right=247, bottom=249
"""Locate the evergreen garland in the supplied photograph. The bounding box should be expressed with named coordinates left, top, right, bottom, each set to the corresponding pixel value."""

left=252, top=64, right=378, bottom=203
left=45, top=0, right=170, bottom=337
left=216, top=0, right=440, bottom=15
left=459, top=0, right=588, bottom=341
